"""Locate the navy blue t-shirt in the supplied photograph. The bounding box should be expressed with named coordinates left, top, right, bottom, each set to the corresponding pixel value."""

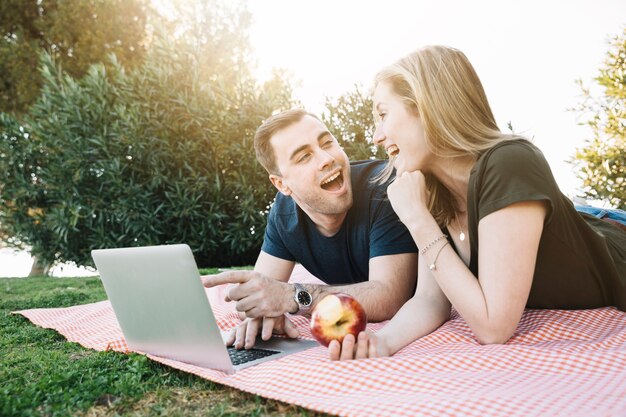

left=261, top=160, right=418, bottom=285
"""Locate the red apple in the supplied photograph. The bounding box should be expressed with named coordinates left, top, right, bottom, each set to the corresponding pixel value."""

left=310, top=293, right=367, bottom=347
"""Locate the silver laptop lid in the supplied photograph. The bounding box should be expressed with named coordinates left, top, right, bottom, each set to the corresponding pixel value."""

left=92, top=244, right=234, bottom=372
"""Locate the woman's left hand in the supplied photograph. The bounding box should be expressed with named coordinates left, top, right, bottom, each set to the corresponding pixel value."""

left=387, top=170, right=431, bottom=228
left=328, top=331, right=390, bottom=361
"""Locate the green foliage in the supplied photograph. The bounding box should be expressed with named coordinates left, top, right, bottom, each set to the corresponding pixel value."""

left=571, top=28, right=626, bottom=209
left=0, top=2, right=295, bottom=268
left=0, top=274, right=322, bottom=416
left=0, top=0, right=148, bottom=115
left=322, top=84, right=386, bottom=161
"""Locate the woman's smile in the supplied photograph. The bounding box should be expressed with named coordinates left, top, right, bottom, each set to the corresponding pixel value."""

left=386, top=144, right=400, bottom=157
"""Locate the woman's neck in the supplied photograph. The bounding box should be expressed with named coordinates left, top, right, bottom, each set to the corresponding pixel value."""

left=428, top=155, right=475, bottom=212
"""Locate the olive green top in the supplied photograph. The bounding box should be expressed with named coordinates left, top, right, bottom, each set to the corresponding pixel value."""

left=466, top=139, right=626, bottom=310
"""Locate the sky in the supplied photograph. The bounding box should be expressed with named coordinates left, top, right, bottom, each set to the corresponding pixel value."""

left=1, top=0, right=624, bottom=277
left=247, top=0, right=625, bottom=198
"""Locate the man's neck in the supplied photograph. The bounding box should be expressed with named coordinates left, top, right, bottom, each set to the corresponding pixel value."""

left=306, top=211, right=348, bottom=237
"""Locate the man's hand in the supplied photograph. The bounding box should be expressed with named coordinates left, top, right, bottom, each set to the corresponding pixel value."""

left=202, top=270, right=295, bottom=318
left=226, top=315, right=300, bottom=349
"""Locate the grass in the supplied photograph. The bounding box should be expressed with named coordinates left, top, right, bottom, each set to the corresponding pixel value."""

left=0, top=271, right=327, bottom=417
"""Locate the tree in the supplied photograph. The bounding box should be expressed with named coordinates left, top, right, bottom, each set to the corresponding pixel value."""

left=571, top=27, right=626, bottom=209
left=0, top=0, right=148, bottom=115
left=322, top=85, right=386, bottom=161
left=0, top=1, right=296, bottom=270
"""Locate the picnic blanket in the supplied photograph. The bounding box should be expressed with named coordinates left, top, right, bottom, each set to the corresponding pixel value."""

left=15, top=265, right=626, bottom=417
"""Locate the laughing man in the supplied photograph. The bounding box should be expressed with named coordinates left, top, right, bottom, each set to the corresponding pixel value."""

left=202, top=109, right=417, bottom=349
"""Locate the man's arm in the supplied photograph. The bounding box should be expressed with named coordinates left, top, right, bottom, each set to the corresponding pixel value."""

left=254, top=250, right=295, bottom=281
left=203, top=251, right=418, bottom=322
left=303, top=252, right=417, bottom=322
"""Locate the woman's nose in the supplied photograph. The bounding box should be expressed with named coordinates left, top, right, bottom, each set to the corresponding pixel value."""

left=373, top=125, right=386, bottom=146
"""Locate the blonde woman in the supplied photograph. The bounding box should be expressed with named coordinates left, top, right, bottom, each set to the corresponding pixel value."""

left=330, top=45, right=626, bottom=360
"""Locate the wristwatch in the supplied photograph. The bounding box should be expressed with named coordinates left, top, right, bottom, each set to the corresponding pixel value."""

left=292, top=283, right=313, bottom=314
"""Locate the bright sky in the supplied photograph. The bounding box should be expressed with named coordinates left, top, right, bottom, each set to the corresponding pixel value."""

left=1, top=0, right=624, bottom=277
left=247, top=0, right=625, bottom=198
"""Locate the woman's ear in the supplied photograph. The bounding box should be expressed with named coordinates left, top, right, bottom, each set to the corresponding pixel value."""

left=269, top=174, right=291, bottom=196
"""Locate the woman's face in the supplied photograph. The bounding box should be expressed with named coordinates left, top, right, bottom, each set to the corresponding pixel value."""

left=372, top=81, right=430, bottom=175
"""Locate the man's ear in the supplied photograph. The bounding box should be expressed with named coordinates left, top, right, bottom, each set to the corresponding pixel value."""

left=269, top=174, right=291, bottom=196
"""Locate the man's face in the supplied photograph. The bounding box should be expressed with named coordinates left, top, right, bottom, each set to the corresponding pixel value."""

left=269, top=115, right=353, bottom=217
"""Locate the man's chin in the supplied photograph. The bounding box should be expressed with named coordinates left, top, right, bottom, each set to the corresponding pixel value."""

left=322, top=194, right=353, bottom=216
left=337, top=193, right=353, bottom=212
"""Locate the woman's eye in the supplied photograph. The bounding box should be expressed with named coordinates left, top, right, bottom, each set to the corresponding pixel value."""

left=378, top=113, right=386, bottom=120
left=322, top=140, right=333, bottom=148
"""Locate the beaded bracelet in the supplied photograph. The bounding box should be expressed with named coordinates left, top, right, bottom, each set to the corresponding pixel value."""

left=419, top=234, right=448, bottom=255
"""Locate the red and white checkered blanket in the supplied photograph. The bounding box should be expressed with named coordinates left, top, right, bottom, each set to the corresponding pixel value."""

left=15, top=266, right=626, bottom=417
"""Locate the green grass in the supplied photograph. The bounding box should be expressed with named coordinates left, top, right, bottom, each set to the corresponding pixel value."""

left=0, top=271, right=326, bottom=417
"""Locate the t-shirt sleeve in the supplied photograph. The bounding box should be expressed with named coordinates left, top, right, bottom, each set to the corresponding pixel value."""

left=369, top=189, right=418, bottom=258
left=476, top=141, right=555, bottom=223
left=260, top=207, right=296, bottom=261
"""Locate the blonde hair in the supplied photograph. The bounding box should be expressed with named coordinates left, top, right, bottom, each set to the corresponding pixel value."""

left=375, top=45, right=523, bottom=226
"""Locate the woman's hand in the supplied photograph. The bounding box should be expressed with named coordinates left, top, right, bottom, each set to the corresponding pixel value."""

left=387, top=170, right=431, bottom=228
left=328, top=331, right=391, bottom=361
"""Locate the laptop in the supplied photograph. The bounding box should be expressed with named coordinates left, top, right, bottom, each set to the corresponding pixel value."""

left=91, top=244, right=318, bottom=373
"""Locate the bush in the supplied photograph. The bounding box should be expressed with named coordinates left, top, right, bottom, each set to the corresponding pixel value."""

left=322, top=84, right=386, bottom=161
left=571, top=28, right=626, bottom=209
left=0, top=15, right=295, bottom=268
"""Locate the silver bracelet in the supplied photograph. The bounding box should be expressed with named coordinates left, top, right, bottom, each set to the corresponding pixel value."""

left=428, top=241, right=450, bottom=271
left=419, top=234, right=448, bottom=255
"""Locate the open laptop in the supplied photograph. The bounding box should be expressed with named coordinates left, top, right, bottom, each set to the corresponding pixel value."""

left=91, top=244, right=317, bottom=373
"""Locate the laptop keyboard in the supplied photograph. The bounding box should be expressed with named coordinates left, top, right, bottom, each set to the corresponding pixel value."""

left=227, top=346, right=281, bottom=366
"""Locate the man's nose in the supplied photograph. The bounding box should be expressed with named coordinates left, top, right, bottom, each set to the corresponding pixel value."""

left=317, top=149, right=334, bottom=170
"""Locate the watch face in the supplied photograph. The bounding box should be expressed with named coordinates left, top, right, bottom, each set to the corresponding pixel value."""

left=297, top=290, right=312, bottom=306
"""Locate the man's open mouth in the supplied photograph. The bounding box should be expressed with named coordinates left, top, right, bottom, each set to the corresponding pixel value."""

left=321, top=171, right=344, bottom=191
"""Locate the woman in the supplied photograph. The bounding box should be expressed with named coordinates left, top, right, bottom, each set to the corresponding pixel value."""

left=330, top=45, right=626, bottom=361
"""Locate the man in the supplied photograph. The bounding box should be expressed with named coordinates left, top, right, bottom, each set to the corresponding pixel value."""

left=202, top=109, right=417, bottom=349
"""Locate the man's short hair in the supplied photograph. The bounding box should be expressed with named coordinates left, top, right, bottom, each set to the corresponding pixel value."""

left=254, top=108, right=320, bottom=175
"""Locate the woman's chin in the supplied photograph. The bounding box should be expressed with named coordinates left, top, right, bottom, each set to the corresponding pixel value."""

left=393, top=158, right=421, bottom=177
left=392, top=159, right=401, bottom=174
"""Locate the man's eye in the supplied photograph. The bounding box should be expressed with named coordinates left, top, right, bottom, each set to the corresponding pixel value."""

left=322, top=140, right=333, bottom=148
left=297, top=153, right=311, bottom=163
left=378, top=113, right=387, bottom=120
